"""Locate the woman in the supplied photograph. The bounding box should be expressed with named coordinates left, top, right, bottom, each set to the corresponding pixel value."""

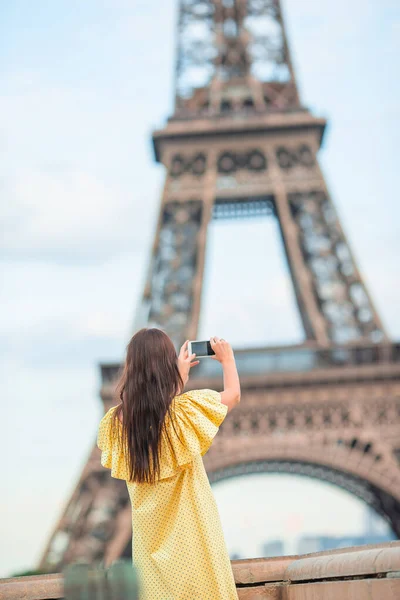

left=97, top=328, right=241, bottom=600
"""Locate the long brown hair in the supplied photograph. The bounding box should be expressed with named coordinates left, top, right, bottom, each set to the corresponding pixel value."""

left=111, top=328, right=184, bottom=484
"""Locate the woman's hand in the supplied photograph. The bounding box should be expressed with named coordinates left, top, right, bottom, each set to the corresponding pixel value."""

left=177, top=340, right=199, bottom=387
left=210, top=336, right=235, bottom=364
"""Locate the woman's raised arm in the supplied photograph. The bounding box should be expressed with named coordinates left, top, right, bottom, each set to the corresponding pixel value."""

left=210, top=336, right=241, bottom=413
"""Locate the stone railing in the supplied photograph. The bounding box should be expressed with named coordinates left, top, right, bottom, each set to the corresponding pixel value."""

left=1, top=541, right=399, bottom=599
left=233, top=540, right=400, bottom=599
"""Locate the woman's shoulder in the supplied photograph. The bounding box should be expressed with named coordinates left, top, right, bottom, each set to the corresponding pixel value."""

left=97, top=405, right=130, bottom=481
left=174, top=388, right=222, bottom=405
left=170, top=388, right=226, bottom=424
left=97, top=405, right=123, bottom=447
left=165, top=388, right=227, bottom=461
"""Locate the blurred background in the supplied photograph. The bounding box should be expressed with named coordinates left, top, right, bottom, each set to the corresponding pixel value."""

left=1, top=0, right=399, bottom=578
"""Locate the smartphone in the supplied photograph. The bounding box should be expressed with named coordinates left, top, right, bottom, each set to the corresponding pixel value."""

left=188, top=340, right=216, bottom=358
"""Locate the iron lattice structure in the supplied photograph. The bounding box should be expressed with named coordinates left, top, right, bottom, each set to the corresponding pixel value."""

left=174, top=0, right=300, bottom=116
left=38, top=0, right=399, bottom=572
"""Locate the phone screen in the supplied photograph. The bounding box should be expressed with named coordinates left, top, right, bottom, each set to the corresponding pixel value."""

left=190, top=341, right=215, bottom=356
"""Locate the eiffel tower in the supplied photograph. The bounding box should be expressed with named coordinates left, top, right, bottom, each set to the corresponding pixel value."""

left=38, top=0, right=400, bottom=571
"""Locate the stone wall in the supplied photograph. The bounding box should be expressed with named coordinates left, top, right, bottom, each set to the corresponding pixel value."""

left=1, top=541, right=399, bottom=599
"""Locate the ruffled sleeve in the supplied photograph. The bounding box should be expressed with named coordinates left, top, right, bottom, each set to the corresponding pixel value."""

left=159, top=388, right=228, bottom=480
left=96, top=389, right=228, bottom=482
left=97, top=406, right=130, bottom=481
left=174, top=388, right=228, bottom=457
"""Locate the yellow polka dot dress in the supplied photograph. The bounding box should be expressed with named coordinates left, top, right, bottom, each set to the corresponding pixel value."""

left=97, top=388, right=239, bottom=600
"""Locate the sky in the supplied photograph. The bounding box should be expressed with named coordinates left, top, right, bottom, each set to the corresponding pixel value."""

left=1, top=0, right=400, bottom=578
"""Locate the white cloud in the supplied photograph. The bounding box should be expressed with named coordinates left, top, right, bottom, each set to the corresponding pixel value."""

left=77, top=310, right=129, bottom=338
left=0, top=254, right=145, bottom=370
left=1, top=168, right=144, bottom=262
